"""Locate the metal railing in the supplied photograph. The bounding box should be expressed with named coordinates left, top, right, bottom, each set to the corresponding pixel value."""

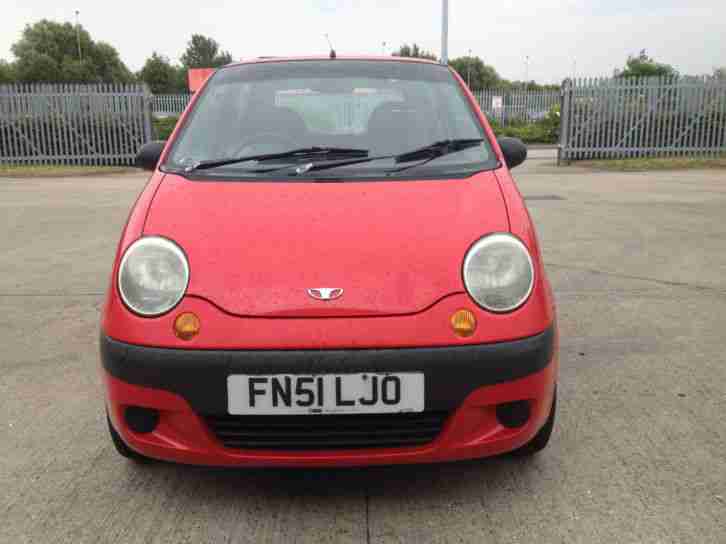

left=559, top=76, right=726, bottom=162
left=0, top=83, right=152, bottom=166
left=3, top=80, right=724, bottom=166
left=150, top=94, right=191, bottom=117
left=474, top=89, right=560, bottom=126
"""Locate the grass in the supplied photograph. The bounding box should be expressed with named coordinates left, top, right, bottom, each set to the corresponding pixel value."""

left=577, top=155, right=726, bottom=172
left=0, top=164, right=137, bottom=178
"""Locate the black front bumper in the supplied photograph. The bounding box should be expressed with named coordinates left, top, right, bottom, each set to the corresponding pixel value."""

left=100, top=325, right=554, bottom=414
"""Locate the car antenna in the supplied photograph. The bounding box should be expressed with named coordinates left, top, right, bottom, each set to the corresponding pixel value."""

left=324, top=33, right=336, bottom=59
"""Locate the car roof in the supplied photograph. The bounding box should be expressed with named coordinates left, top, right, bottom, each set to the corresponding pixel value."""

left=223, top=55, right=443, bottom=69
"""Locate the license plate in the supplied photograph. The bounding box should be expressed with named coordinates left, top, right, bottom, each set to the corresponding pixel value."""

left=227, top=373, right=425, bottom=415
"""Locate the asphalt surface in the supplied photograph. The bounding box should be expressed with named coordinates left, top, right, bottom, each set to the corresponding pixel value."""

left=2, top=156, right=725, bottom=543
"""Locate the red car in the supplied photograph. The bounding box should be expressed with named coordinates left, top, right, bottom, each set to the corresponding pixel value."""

left=101, top=56, right=558, bottom=466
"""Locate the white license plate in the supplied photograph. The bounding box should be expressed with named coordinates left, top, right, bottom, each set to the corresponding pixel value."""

left=227, top=373, right=424, bottom=415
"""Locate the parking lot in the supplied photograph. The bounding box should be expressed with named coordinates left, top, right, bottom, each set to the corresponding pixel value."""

left=2, top=157, right=725, bottom=543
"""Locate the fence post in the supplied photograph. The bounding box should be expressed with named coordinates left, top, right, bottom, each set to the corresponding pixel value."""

left=558, top=79, right=572, bottom=165
left=141, top=83, right=154, bottom=145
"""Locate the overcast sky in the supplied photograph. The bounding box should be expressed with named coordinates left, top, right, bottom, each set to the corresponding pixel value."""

left=3, top=0, right=725, bottom=83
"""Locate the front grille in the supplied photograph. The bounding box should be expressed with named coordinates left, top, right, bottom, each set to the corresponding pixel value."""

left=204, top=411, right=449, bottom=450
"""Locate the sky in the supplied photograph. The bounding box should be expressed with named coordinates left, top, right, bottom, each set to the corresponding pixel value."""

left=2, top=0, right=725, bottom=84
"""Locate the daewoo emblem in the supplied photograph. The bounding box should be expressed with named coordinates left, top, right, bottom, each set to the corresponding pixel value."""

left=307, top=287, right=344, bottom=301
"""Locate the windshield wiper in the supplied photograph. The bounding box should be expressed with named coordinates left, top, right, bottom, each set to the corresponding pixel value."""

left=394, top=139, right=485, bottom=163
left=385, top=139, right=489, bottom=174
left=181, top=139, right=487, bottom=177
left=289, top=138, right=486, bottom=176
left=290, top=155, right=393, bottom=174
left=182, top=147, right=370, bottom=173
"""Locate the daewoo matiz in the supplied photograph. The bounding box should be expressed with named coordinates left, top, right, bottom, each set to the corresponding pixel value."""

left=101, top=56, right=558, bottom=466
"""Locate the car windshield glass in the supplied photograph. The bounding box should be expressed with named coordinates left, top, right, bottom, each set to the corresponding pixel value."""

left=164, top=60, right=496, bottom=179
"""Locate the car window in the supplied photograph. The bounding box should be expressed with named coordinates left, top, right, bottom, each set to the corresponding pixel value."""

left=165, top=60, right=496, bottom=179
left=275, top=87, right=405, bottom=135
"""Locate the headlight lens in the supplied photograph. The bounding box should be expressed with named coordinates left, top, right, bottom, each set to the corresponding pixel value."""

left=118, top=237, right=189, bottom=316
left=462, top=233, right=534, bottom=312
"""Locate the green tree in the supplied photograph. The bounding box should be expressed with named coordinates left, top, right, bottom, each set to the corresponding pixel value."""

left=139, top=52, right=187, bottom=94
left=180, top=34, right=233, bottom=68
left=616, top=50, right=678, bottom=79
left=89, top=42, right=133, bottom=82
left=714, top=67, right=726, bottom=80
left=59, top=58, right=96, bottom=82
left=11, top=20, right=91, bottom=68
left=449, top=56, right=501, bottom=89
left=392, top=43, right=438, bottom=61
left=0, top=59, right=16, bottom=83
left=10, top=19, right=132, bottom=83
left=14, top=50, right=62, bottom=82
left=173, top=65, right=188, bottom=91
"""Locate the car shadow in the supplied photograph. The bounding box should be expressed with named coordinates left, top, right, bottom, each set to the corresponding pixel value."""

left=126, top=452, right=550, bottom=503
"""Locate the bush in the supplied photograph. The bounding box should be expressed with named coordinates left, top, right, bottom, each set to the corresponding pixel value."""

left=493, top=123, right=550, bottom=144
left=489, top=104, right=560, bottom=144
left=152, top=116, right=179, bottom=140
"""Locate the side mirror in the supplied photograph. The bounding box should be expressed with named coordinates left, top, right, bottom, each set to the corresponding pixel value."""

left=135, top=141, right=166, bottom=171
left=498, top=137, right=527, bottom=169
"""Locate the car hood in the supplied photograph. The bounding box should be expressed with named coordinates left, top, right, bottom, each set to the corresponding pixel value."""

left=144, top=172, right=509, bottom=317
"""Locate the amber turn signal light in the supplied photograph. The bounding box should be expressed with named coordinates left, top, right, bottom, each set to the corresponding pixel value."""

left=174, top=312, right=200, bottom=340
left=451, top=309, right=477, bottom=338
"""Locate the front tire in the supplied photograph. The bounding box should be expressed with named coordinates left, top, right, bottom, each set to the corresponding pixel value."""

left=107, top=413, right=151, bottom=462
left=510, top=387, right=556, bottom=457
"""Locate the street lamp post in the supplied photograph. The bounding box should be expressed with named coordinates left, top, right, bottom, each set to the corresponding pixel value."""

left=467, top=48, right=472, bottom=88
left=441, top=0, right=449, bottom=64
left=75, top=10, right=82, bottom=61
left=524, top=56, right=530, bottom=121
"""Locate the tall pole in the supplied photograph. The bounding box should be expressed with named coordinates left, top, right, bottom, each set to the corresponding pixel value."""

left=441, top=0, right=449, bottom=64
left=382, top=41, right=386, bottom=56
left=467, top=48, right=472, bottom=88
left=524, top=55, right=529, bottom=87
left=75, top=10, right=82, bottom=61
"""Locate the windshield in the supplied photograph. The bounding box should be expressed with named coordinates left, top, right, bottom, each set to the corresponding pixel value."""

left=164, top=60, right=497, bottom=180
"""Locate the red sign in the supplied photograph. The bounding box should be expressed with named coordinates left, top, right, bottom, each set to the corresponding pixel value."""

left=187, top=68, right=215, bottom=92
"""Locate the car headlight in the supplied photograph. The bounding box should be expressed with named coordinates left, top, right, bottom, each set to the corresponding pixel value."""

left=118, top=236, right=189, bottom=316
left=462, top=233, right=534, bottom=312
